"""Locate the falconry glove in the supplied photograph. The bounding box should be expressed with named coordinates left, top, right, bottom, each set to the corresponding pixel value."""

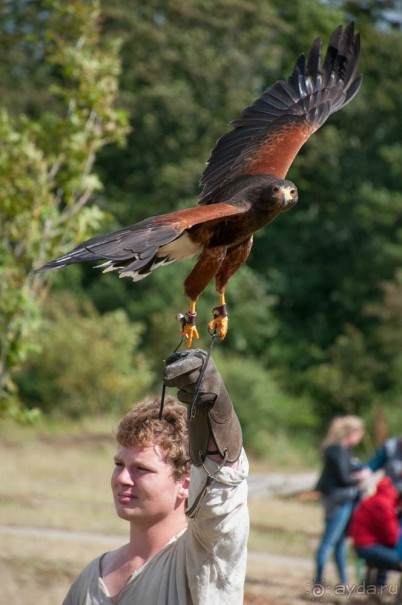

left=163, top=349, right=242, bottom=466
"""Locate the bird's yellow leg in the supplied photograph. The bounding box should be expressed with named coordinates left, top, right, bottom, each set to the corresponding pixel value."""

left=208, top=294, right=229, bottom=340
left=179, top=300, right=200, bottom=348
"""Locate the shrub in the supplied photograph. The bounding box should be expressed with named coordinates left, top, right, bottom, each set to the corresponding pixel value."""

left=13, top=293, right=153, bottom=417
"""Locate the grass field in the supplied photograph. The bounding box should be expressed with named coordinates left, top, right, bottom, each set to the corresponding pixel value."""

left=0, top=417, right=332, bottom=604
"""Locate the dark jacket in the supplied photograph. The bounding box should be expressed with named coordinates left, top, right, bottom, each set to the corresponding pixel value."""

left=316, top=444, right=359, bottom=502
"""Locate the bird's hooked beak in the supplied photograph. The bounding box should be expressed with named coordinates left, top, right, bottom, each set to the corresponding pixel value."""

left=280, top=187, right=293, bottom=203
left=278, top=185, right=298, bottom=209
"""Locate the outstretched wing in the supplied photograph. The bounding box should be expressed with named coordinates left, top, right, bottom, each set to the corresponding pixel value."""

left=199, top=22, right=361, bottom=204
left=35, top=202, right=249, bottom=280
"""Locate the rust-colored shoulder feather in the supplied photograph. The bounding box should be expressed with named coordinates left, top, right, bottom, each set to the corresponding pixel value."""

left=35, top=202, right=248, bottom=274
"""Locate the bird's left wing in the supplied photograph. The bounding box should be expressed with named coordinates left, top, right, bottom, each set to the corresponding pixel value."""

left=199, top=22, right=361, bottom=204
left=35, top=202, right=249, bottom=273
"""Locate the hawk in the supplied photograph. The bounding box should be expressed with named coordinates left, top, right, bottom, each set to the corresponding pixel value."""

left=36, top=23, right=362, bottom=347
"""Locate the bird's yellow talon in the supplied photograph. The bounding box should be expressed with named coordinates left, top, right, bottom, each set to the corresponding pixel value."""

left=177, top=309, right=199, bottom=348
left=208, top=315, right=229, bottom=340
left=181, top=324, right=199, bottom=348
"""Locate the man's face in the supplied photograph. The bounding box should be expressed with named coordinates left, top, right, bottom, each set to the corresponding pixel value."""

left=111, top=443, right=188, bottom=525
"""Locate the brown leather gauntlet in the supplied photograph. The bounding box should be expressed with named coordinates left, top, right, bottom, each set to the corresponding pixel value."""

left=163, top=349, right=242, bottom=466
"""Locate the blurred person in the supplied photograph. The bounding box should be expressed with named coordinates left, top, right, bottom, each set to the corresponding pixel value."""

left=368, top=436, right=402, bottom=493
left=349, top=475, right=402, bottom=579
left=63, top=349, right=248, bottom=605
left=314, top=415, right=368, bottom=586
left=365, top=434, right=402, bottom=584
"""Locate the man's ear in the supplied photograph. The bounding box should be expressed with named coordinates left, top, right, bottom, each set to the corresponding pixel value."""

left=178, top=474, right=190, bottom=500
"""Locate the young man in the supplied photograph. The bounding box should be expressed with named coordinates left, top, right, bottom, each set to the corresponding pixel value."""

left=63, top=349, right=249, bottom=604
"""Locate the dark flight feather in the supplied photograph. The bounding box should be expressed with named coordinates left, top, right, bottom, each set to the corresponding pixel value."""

left=199, top=22, right=361, bottom=205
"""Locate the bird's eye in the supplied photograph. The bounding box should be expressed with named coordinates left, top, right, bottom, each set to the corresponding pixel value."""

left=290, top=188, right=296, bottom=196
left=273, top=185, right=279, bottom=193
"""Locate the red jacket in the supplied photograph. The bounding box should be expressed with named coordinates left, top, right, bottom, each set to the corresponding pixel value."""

left=349, top=477, right=400, bottom=548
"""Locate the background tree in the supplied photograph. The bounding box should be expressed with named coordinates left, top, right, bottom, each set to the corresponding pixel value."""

left=2, top=0, right=402, bottom=447
left=0, top=0, right=129, bottom=417
left=95, top=0, right=402, bottom=431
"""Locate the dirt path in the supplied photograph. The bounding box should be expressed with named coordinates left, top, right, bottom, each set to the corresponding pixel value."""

left=1, top=522, right=315, bottom=603
left=4, top=523, right=391, bottom=605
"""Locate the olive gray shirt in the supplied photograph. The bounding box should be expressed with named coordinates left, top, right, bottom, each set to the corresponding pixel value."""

left=62, top=450, right=249, bottom=605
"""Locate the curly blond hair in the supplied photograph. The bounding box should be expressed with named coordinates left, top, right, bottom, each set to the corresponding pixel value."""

left=116, top=396, right=190, bottom=481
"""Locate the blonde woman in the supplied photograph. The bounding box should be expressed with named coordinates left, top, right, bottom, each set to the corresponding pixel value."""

left=314, top=415, right=367, bottom=586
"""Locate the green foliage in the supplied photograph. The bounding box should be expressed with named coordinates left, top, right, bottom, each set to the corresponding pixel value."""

left=13, top=294, right=153, bottom=417
left=0, top=0, right=129, bottom=415
left=94, top=1, right=402, bottom=432
left=215, top=351, right=317, bottom=456
left=3, top=0, right=402, bottom=446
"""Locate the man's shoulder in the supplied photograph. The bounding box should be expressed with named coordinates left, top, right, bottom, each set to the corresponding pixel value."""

left=384, top=437, right=401, bottom=458
left=99, top=544, right=127, bottom=577
left=74, top=554, right=103, bottom=581
left=62, top=555, right=104, bottom=605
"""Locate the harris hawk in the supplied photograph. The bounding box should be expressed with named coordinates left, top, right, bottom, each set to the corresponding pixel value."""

left=36, top=22, right=362, bottom=347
